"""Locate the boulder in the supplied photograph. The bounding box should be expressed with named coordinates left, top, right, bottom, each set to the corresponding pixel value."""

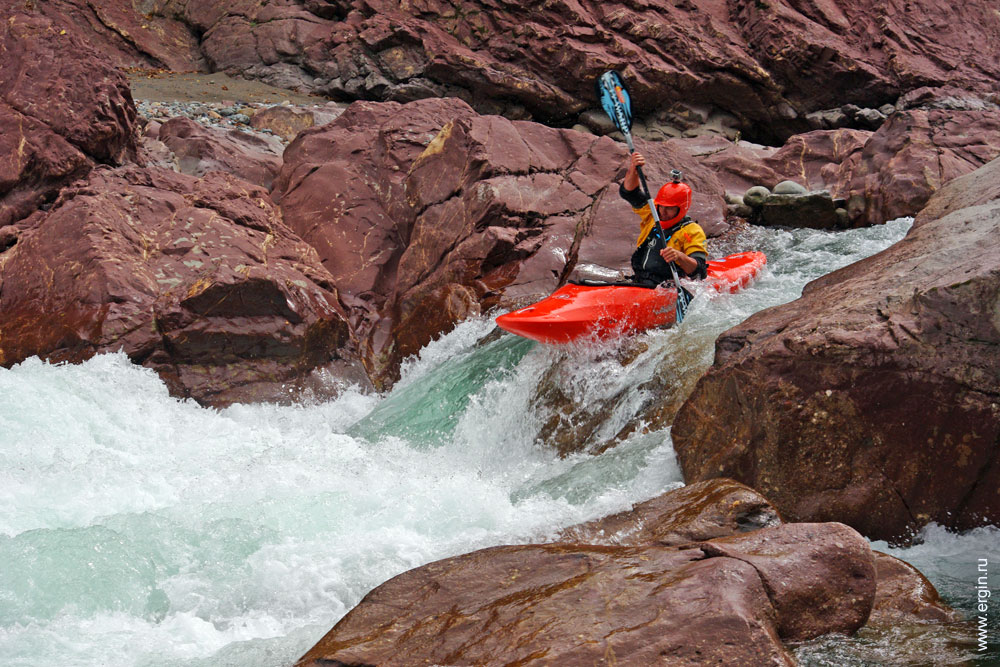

left=296, top=522, right=876, bottom=666
left=671, top=157, right=1000, bottom=542
left=758, top=191, right=843, bottom=229
left=773, top=180, right=808, bottom=195
left=559, top=478, right=782, bottom=546
left=0, top=10, right=139, bottom=226
left=22, top=0, right=205, bottom=71
left=867, top=552, right=964, bottom=627
left=153, top=117, right=284, bottom=189
left=249, top=105, right=319, bottom=142
left=0, top=165, right=358, bottom=407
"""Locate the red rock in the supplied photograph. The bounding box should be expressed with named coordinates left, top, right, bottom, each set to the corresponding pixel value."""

left=295, top=521, right=877, bottom=665
left=671, top=157, right=1000, bottom=542
left=154, top=117, right=284, bottom=189
left=559, top=478, right=783, bottom=546
left=23, top=0, right=205, bottom=71
left=699, top=523, right=877, bottom=641
left=835, top=107, right=1000, bottom=225
left=0, top=165, right=356, bottom=407
left=868, top=552, right=964, bottom=626
left=0, top=10, right=139, bottom=226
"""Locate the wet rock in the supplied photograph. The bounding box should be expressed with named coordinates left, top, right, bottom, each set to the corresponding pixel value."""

left=560, top=478, right=782, bottom=546
left=0, top=10, right=138, bottom=226
left=0, top=165, right=357, bottom=407
left=296, top=522, right=876, bottom=666
left=867, top=552, right=964, bottom=627
left=759, top=191, right=843, bottom=229
left=154, top=117, right=283, bottom=189
left=764, top=128, right=872, bottom=192
left=671, top=156, right=1000, bottom=542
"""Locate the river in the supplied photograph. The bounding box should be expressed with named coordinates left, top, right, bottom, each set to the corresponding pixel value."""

left=1, top=218, right=996, bottom=665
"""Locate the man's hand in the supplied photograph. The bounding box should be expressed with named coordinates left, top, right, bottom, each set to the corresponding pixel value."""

left=624, top=152, right=646, bottom=191
left=660, top=247, right=696, bottom=275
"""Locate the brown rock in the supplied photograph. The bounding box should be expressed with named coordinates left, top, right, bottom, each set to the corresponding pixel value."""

left=296, top=522, right=877, bottom=666
left=698, top=523, right=877, bottom=641
left=0, top=165, right=357, bottom=407
left=249, top=105, right=317, bottom=142
left=868, top=552, right=964, bottom=627
left=560, top=478, right=782, bottom=546
left=23, top=0, right=206, bottom=71
left=0, top=10, right=138, bottom=226
left=671, top=157, right=1000, bottom=542
left=155, top=117, right=284, bottom=189
left=127, top=0, right=998, bottom=145
left=835, top=107, right=1000, bottom=225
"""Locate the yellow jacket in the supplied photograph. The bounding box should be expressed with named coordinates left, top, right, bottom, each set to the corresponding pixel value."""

left=632, top=203, right=708, bottom=256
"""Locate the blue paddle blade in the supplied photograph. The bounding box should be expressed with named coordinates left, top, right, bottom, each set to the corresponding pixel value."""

left=597, top=70, right=632, bottom=133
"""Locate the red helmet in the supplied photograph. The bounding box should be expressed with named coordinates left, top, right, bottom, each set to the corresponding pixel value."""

left=654, top=181, right=692, bottom=220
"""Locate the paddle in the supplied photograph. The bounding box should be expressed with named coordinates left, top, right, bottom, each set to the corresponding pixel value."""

left=597, top=70, right=690, bottom=324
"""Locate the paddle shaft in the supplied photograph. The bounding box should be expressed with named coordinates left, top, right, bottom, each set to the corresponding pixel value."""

left=622, top=132, right=689, bottom=322
left=600, top=71, right=689, bottom=322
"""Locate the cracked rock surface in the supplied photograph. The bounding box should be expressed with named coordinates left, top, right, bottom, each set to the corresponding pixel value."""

left=671, top=156, right=1000, bottom=542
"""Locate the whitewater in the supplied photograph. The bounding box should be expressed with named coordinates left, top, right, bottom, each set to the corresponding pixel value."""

left=1, top=219, right=996, bottom=666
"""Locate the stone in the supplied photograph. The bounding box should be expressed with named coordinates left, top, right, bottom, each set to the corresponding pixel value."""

left=671, top=156, right=1000, bottom=542
left=154, top=117, right=283, bottom=189
left=249, top=105, right=316, bottom=141
left=834, top=108, right=1000, bottom=225
left=0, top=165, right=358, bottom=407
left=0, top=10, right=138, bottom=227
left=758, top=191, right=842, bottom=229
left=295, top=522, right=876, bottom=666
left=38, top=1, right=1000, bottom=145
left=773, top=180, right=808, bottom=195
left=744, top=186, right=771, bottom=207
left=559, top=478, right=782, bottom=546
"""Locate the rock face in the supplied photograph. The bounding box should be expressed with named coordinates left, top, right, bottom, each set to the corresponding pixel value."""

left=835, top=104, right=1000, bottom=225
left=26, top=0, right=1000, bottom=144
left=0, top=166, right=355, bottom=406
left=151, top=117, right=284, bottom=189
left=671, top=156, right=1000, bottom=542
left=0, top=10, right=139, bottom=227
left=275, top=97, right=733, bottom=387
left=296, top=481, right=877, bottom=666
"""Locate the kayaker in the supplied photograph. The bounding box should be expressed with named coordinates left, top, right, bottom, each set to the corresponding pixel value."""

left=621, top=152, right=708, bottom=284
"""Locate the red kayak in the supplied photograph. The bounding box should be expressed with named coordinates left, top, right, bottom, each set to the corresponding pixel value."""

left=495, top=251, right=766, bottom=344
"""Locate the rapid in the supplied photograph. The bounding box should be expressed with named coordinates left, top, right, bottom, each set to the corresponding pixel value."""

left=1, top=218, right=995, bottom=665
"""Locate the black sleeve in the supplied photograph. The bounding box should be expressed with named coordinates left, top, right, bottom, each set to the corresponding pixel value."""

left=619, top=182, right=648, bottom=209
left=686, top=252, right=708, bottom=280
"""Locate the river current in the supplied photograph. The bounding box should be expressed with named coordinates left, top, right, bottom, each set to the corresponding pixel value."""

left=1, top=219, right=997, bottom=665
